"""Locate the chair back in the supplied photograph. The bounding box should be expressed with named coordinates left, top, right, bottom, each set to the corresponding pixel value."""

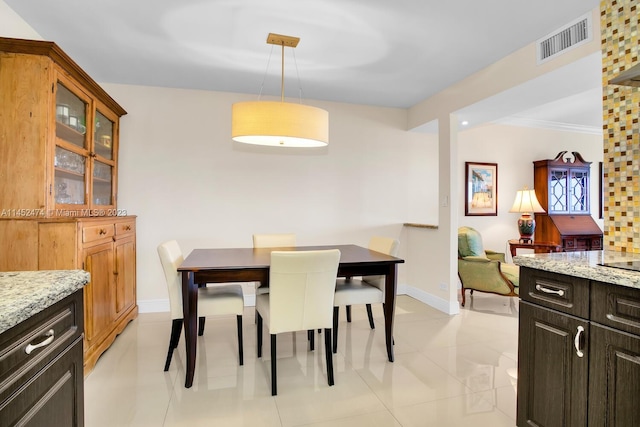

left=268, top=249, right=341, bottom=334
left=458, top=226, right=486, bottom=258
left=157, top=240, right=185, bottom=320
left=253, top=233, right=296, bottom=248
left=363, top=236, right=399, bottom=289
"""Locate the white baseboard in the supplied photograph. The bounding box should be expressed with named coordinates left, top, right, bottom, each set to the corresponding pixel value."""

left=398, top=284, right=460, bottom=315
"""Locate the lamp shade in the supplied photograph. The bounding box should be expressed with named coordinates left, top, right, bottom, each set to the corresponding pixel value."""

left=509, top=189, right=545, bottom=214
left=231, top=101, right=329, bottom=147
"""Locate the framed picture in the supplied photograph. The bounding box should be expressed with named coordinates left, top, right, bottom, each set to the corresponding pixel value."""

left=465, top=162, right=498, bottom=216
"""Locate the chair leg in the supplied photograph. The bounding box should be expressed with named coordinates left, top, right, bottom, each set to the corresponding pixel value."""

left=164, top=319, right=183, bottom=371
left=236, top=315, right=244, bottom=366
left=324, top=328, right=335, bottom=386
left=257, top=313, right=263, bottom=358
left=271, top=334, right=277, bottom=396
left=308, top=329, right=315, bottom=351
left=461, top=287, right=466, bottom=307
left=198, top=316, right=206, bottom=336
left=366, top=304, right=375, bottom=329
left=332, top=306, right=339, bottom=353
left=346, top=305, right=352, bottom=322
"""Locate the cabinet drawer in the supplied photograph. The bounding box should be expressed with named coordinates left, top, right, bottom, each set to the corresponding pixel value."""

left=590, top=237, right=602, bottom=250
left=591, top=281, right=640, bottom=336
left=82, top=223, right=114, bottom=243
left=0, top=336, right=83, bottom=427
left=0, top=290, right=83, bottom=400
left=563, top=238, right=576, bottom=250
left=519, top=266, right=590, bottom=318
left=115, top=219, right=135, bottom=237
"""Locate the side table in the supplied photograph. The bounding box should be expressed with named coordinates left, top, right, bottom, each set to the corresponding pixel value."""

left=508, top=239, right=562, bottom=257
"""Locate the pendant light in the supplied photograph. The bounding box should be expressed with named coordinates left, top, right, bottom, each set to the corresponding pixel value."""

left=231, top=33, right=329, bottom=147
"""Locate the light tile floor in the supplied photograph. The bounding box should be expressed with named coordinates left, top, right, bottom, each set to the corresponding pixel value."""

left=85, top=293, right=519, bottom=426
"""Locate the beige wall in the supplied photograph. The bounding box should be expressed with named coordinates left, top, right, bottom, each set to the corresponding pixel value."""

left=101, top=83, right=436, bottom=308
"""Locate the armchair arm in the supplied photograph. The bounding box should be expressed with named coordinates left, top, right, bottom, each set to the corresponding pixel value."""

left=485, top=250, right=506, bottom=262
left=458, top=257, right=515, bottom=295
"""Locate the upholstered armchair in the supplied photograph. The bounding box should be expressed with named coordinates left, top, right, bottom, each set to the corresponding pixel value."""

left=457, top=226, right=519, bottom=306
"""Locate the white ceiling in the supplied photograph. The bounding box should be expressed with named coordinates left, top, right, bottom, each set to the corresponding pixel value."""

left=5, top=0, right=602, bottom=132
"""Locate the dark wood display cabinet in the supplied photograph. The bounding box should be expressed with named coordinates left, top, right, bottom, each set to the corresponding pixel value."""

left=533, top=151, right=603, bottom=251
left=517, top=266, right=640, bottom=426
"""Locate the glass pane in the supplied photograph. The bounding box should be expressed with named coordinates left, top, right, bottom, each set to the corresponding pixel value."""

left=93, top=161, right=113, bottom=205
left=571, top=171, right=589, bottom=212
left=56, top=83, right=87, bottom=148
left=54, top=146, right=86, bottom=205
left=549, top=170, right=567, bottom=212
left=95, top=110, right=114, bottom=160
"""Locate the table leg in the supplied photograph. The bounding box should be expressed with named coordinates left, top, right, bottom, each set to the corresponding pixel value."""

left=383, top=264, right=397, bottom=362
left=181, top=271, right=198, bottom=388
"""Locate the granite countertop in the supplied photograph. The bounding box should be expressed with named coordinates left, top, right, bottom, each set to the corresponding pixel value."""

left=513, top=250, right=640, bottom=289
left=0, top=270, right=89, bottom=334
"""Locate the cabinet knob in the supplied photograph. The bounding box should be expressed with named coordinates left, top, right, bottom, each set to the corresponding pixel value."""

left=99, top=228, right=107, bottom=235
left=124, top=225, right=131, bottom=231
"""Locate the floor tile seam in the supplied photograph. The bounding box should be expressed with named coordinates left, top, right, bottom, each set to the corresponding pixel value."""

left=489, top=384, right=518, bottom=421
left=350, top=359, right=400, bottom=418
left=465, top=385, right=517, bottom=422
left=284, top=409, right=402, bottom=427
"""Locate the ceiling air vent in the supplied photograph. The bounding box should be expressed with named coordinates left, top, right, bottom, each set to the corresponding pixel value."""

left=536, top=13, right=592, bottom=64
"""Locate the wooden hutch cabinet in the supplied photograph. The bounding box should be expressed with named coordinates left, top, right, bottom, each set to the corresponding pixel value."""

left=0, top=37, right=137, bottom=374
left=533, top=151, right=603, bottom=251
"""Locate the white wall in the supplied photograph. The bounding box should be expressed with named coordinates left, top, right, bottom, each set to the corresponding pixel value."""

left=100, top=83, right=437, bottom=310
left=0, top=1, right=42, bottom=39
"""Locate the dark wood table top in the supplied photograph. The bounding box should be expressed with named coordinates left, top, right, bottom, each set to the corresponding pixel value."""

left=179, top=244, right=404, bottom=271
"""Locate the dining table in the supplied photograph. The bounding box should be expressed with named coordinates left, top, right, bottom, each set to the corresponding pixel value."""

left=178, top=244, right=405, bottom=388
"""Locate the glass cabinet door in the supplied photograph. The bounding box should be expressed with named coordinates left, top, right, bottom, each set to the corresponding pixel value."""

left=56, top=83, right=88, bottom=149
left=54, top=146, right=86, bottom=205
left=92, top=161, right=113, bottom=206
left=94, top=110, right=114, bottom=160
left=570, top=170, right=589, bottom=213
left=549, top=169, right=568, bottom=213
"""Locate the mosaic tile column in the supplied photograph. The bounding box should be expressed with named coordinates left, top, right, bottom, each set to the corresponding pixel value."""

left=601, top=0, right=640, bottom=252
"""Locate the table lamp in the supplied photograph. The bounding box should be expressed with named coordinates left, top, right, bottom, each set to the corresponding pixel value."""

left=509, top=187, right=545, bottom=243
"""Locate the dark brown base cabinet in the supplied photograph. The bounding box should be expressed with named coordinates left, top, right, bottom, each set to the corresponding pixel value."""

left=517, top=267, right=640, bottom=426
left=0, top=290, right=84, bottom=426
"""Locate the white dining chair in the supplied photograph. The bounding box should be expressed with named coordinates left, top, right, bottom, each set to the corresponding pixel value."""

left=252, top=233, right=296, bottom=248
left=157, top=240, right=245, bottom=370
left=252, top=233, right=296, bottom=319
left=332, top=236, right=399, bottom=353
left=256, top=249, right=341, bottom=396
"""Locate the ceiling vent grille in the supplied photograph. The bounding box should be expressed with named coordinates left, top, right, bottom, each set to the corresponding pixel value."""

left=536, top=13, right=592, bottom=64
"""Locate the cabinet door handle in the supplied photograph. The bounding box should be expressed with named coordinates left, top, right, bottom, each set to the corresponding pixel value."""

left=535, top=284, right=565, bottom=297
left=25, top=329, right=55, bottom=354
left=574, top=326, right=584, bottom=358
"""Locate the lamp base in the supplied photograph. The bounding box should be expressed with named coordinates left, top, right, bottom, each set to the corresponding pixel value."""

left=517, top=214, right=536, bottom=243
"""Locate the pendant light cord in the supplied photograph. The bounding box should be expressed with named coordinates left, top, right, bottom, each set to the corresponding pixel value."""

left=280, top=43, right=285, bottom=102
left=257, top=45, right=275, bottom=100
left=257, top=39, right=304, bottom=104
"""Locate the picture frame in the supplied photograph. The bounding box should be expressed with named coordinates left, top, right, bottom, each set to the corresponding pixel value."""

left=465, top=162, right=498, bottom=216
